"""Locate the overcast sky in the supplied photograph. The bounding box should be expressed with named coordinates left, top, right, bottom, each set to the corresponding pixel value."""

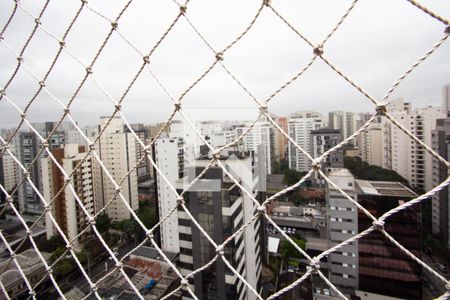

left=0, top=0, right=449, bottom=129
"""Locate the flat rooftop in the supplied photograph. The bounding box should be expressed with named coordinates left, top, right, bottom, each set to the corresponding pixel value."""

left=355, top=180, right=416, bottom=198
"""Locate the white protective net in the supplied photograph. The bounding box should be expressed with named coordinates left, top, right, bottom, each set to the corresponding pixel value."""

left=0, top=0, right=449, bottom=299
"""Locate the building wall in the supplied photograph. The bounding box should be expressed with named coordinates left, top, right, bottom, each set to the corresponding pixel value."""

left=155, top=137, right=183, bottom=253
left=329, top=111, right=356, bottom=143
left=360, top=120, right=383, bottom=167
left=288, top=112, right=324, bottom=172
left=310, top=129, right=344, bottom=169
left=383, top=99, right=444, bottom=191
left=326, top=169, right=359, bottom=293
left=235, top=120, right=274, bottom=175
left=431, top=118, right=450, bottom=248
left=42, top=145, right=95, bottom=249
left=95, top=117, right=138, bottom=222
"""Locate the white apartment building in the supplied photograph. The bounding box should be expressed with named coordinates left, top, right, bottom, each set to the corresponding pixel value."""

left=95, top=117, right=138, bottom=222
left=42, top=144, right=95, bottom=249
left=154, top=137, right=185, bottom=253
left=442, top=83, right=450, bottom=116
left=1, top=152, right=19, bottom=195
left=288, top=111, right=324, bottom=172
left=174, top=149, right=263, bottom=300
left=235, top=120, right=274, bottom=174
left=329, top=111, right=357, bottom=142
left=359, top=117, right=383, bottom=167
left=383, top=99, right=445, bottom=191
left=326, top=168, right=359, bottom=293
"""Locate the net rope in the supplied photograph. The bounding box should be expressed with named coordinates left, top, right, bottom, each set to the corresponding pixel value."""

left=0, top=0, right=449, bottom=299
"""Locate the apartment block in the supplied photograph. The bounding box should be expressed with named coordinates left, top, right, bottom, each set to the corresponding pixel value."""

left=326, top=168, right=359, bottom=293
left=95, top=117, right=138, bottom=222
left=288, top=111, right=324, bottom=172
left=310, top=128, right=344, bottom=169
left=431, top=117, right=450, bottom=249
left=154, top=137, right=185, bottom=253
left=328, top=111, right=356, bottom=143
left=175, top=149, right=263, bottom=300
left=42, top=144, right=96, bottom=249
left=356, top=180, right=420, bottom=299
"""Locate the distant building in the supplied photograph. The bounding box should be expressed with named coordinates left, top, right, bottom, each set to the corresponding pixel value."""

left=154, top=137, right=185, bottom=253
left=328, top=111, right=356, bottom=143
left=128, top=124, right=151, bottom=182
left=356, top=180, right=420, bottom=299
left=326, top=169, right=359, bottom=294
left=442, top=83, right=450, bottom=116
left=17, top=132, right=42, bottom=213
left=235, top=120, right=274, bottom=174
left=275, top=116, right=288, bottom=160
left=288, top=111, right=324, bottom=172
left=174, top=148, right=264, bottom=300
left=382, top=99, right=445, bottom=191
left=0, top=249, right=51, bottom=299
left=431, top=117, right=450, bottom=249
left=359, top=116, right=383, bottom=167
left=94, top=117, right=138, bottom=222
left=310, top=128, right=344, bottom=169
left=42, top=144, right=96, bottom=249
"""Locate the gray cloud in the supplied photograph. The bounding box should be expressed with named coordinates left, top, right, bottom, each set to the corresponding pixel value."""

left=0, top=0, right=449, bottom=129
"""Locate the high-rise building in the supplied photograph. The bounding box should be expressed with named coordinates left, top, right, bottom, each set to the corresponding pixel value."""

left=42, top=144, right=96, bottom=249
left=442, top=83, right=450, bottom=116
left=128, top=124, right=151, bottom=182
left=154, top=137, right=185, bottom=253
left=274, top=116, right=288, bottom=160
left=356, top=180, right=420, bottom=299
left=94, top=117, right=138, bottom=222
left=17, top=132, right=42, bottom=213
left=326, top=168, right=359, bottom=293
left=175, top=149, right=263, bottom=300
left=431, top=117, right=450, bottom=249
left=1, top=151, right=19, bottom=202
left=383, top=99, right=445, bottom=191
left=310, top=128, right=343, bottom=169
left=328, top=111, right=356, bottom=143
left=359, top=116, right=383, bottom=167
left=288, top=111, right=324, bottom=172
left=235, top=120, right=274, bottom=174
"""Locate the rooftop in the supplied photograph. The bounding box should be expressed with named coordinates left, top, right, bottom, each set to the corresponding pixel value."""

left=355, top=180, right=417, bottom=198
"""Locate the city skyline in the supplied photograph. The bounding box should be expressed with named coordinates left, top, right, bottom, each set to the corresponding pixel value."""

left=0, top=1, right=449, bottom=299
left=0, top=0, right=449, bottom=128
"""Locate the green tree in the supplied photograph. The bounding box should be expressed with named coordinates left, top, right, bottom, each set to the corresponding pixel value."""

left=50, top=246, right=66, bottom=263
left=280, top=237, right=306, bottom=260
left=138, top=207, right=158, bottom=229
left=96, top=214, right=111, bottom=234
left=118, top=219, right=137, bottom=241
left=39, top=235, right=65, bottom=253
left=344, top=157, right=409, bottom=187
left=283, top=169, right=302, bottom=186
left=54, top=259, right=74, bottom=276
left=290, top=193, right=307, bottom=207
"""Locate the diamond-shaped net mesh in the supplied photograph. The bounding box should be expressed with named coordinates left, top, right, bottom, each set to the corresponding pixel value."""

left=0, top=0, right=449, bottom=299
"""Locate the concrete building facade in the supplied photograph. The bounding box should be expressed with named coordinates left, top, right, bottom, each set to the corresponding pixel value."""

left=95, top=117, right=138, bottom=222
left=154, top=137, right=185, bottom=253
left=359, top=117, right=383, bottom=168
left=310, top=128, right=344, bottom=169
left=175, top=150, right=263, bottom=300
left=326, top=168, right=359, bottom=293
left=431, top=117, right=450, bottom=249
left=42, top=144, right=96, bottom=249
left=288, top=111, right=324, bottom=172
left=329, top=111, right=356, bottom=143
